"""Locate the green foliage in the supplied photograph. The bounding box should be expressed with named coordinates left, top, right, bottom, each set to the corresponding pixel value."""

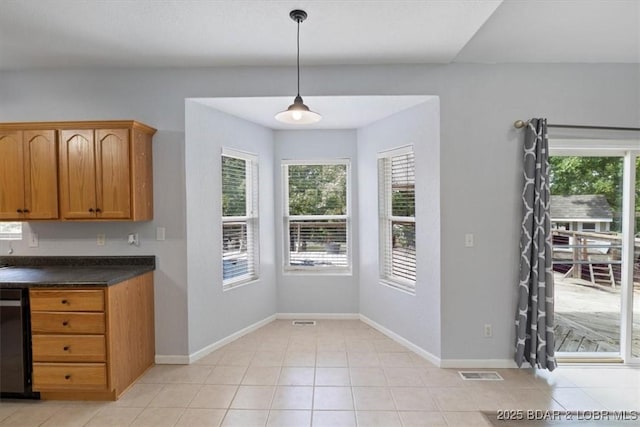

left=222, top=156, right=246, bottom=217
left=288, top=164, right=347, bottom=215
left=549, top=156, right=640, bottom=232
left=392, top=190, right=415, bottom=217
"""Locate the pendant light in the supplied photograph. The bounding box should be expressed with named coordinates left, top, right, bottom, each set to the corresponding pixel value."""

left=275, top=9, right=321, bottom=124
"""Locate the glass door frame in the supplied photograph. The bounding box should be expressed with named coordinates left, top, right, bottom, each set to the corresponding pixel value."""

left=550, top=138, right=639, bottom=364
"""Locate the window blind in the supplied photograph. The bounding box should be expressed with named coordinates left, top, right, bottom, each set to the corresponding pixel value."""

left=378, top=147, right=416, bottom=292
left=284, top=162, right=350, bottom=270
left=222, top=149, right=259, bottom=288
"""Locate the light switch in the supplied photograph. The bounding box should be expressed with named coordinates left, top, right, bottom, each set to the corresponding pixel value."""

left=156, top=227, right=166, bottom=241
left=97, top=233, right=106, bottom=246
left=28, top=233, right=39, bottom=248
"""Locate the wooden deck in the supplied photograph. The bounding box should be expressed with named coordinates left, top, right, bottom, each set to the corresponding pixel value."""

left=554, top=275, right=640, bottom=355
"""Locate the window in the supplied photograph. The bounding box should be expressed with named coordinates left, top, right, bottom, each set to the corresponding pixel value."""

left=378, top=146, right=416, bottom=293
left=581, top=222, right=596, bottom=231
left=0, top=222, right=22, bottom=240
left=221, top=148, right=259, bottom=289
left=283, top=160, right=350, bottom=271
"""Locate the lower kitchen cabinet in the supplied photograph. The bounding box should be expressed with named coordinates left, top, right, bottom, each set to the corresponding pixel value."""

left=29, top=272, right=154, bottom=400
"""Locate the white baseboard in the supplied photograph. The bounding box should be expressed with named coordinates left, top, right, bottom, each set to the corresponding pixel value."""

left=188, top=314, right=277, bottom=364
left=155, top=355, right=190, bottom=364
left=156, top=312, right=517, bottom=369
left=154, top=314, right=276, bottom=365
left=359, top=314, right=441, bottom=367
left=276, top=313, right=360, bottom=320
left=439, top=359, right=518, bottom=369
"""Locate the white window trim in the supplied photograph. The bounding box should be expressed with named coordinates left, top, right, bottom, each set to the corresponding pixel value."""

left=283, top=159, right=352, bottom=273
left=221, top=147, right=259, bottom=290
left=378, top=145, right=416, bottom=294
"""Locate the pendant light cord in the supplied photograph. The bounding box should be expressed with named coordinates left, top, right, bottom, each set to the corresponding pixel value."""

left=296, top=18, right=300, bottom=97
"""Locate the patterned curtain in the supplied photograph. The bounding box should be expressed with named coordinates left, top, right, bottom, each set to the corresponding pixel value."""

left=515, top=118, right=557, bottom=371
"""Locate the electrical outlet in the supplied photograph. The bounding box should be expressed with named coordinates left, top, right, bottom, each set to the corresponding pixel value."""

left=28, top=232, right=39, bottom=248
left=465, top=233, right=474, bottom=247
left=483, top=324, right=493, bottom=338
left=97, top=233, right=106, bottom=246
left=128, top=233, right=139, bottom=246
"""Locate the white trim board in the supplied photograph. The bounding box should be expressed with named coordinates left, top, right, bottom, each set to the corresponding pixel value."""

left=439, top=359, right=519, bottom=369
left=276, top=313, right=360, bottom=320
left=359, top=314, right=441, bottom=367
left=156, top=312, right=518, bottom=369
left=155, top=314, right=277, bottom=365
left=155, top=354, right=190, bottom=365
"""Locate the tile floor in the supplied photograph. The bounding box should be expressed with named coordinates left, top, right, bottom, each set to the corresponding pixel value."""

left=1, top=319, right=639, bottom=426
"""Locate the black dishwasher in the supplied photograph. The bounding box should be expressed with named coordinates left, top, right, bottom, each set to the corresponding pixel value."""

left=0, top=288, right=38, bottom=399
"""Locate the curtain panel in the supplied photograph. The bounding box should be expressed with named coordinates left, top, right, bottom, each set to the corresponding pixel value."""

left=515, top=118, right=557, bottom=371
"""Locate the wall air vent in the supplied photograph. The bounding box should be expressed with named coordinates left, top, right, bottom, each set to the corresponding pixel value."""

left=292, top=320, right=316, bottom=326
left=458, top=371, right=503, bottom=380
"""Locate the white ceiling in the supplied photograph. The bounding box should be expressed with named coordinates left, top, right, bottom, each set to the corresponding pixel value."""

left=0, top=0, right=637, bottom=70
left=455, top=0, right=640, bottom=63
left=194, top=96, right=433, bottom=130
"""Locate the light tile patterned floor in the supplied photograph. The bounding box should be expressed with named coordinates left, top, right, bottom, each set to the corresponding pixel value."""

left=1, top=320, right=639, bottom=426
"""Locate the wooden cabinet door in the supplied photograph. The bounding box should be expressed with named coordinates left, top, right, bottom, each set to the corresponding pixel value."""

left=0, top=130, right=25, bottom=219
left=59, top=130, right=97, bottom=219
left=96, top=129, right=130, bottom=219
left=23, top=130, right=58, bottom=219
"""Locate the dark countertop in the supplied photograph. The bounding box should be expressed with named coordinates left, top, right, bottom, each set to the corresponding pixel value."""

left=0, top=256, right=155, bottom=288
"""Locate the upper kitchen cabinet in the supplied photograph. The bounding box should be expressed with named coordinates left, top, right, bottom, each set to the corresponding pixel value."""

left=0, top=129, right=58, bottom=220
left=0, top=121, right=155, bottom=222
left=57, top=121, right=155, bottom=221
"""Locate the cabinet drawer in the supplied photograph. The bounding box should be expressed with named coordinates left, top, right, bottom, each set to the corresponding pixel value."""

left=33, top=363, right=107, bottom=390
left=32, top=335, right=106, bottom=362
left=30, top=290, right=105, bottom=312
left=31, top=312, right=105, bottom=334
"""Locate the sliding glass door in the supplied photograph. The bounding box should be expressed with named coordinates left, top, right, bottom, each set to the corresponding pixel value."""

left=629, top=156, right=640, bottom=361
left=549, top=145, right=638, bottom=363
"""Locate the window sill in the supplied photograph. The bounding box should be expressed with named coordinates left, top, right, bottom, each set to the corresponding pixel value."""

left=223, top=277, right=260, bottom=292
left=379, top=279, right=416, bottom=296
left=283, top=268, right=353, bottom=277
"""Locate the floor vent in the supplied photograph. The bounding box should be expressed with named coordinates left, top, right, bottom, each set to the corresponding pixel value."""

left=292, top=320, right=316, bottom=326
left=458, top=371, right=503, bottom=381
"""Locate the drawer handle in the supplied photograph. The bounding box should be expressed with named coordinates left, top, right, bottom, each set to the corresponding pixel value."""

left=64, top=374, right=71, bottom=380
left=61, top=299, right=69, bottom=305
left=62, top=321, right=69, bottom=326
left=63, top=345, right=70, bottom=351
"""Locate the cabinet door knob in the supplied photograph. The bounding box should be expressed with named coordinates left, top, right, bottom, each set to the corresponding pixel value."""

left=64, top=374, right=71, bottom=380
left=96, top=208, right=102, bottom=213
left=63, top=345, right=70, bottom=351
left=61, top=299, right=69, bottom=304
left=16, top=209, right=23, bottom=213
left=88, top=208, right=95, bottom=213
left=23, top=209, right=30, bottom=213
left=62, top=321, right=69, bottom=326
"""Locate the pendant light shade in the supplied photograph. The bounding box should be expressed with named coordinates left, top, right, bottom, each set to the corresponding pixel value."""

left=275, top=94, right=322, bottom=124
left=275, top=9, right=321, bottom=124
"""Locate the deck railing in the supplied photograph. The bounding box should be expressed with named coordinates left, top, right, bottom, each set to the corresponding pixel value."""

left=552, top=229, right=640, bottom=287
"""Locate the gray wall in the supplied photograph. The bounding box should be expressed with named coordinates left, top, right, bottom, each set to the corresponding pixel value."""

left=185, top=101, right=276, bottom=354
left=1, top=64, right=638, bottom=361
left=357, top=99, right=441, bottom=358
left=274, top=130, right=359, bottom=314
